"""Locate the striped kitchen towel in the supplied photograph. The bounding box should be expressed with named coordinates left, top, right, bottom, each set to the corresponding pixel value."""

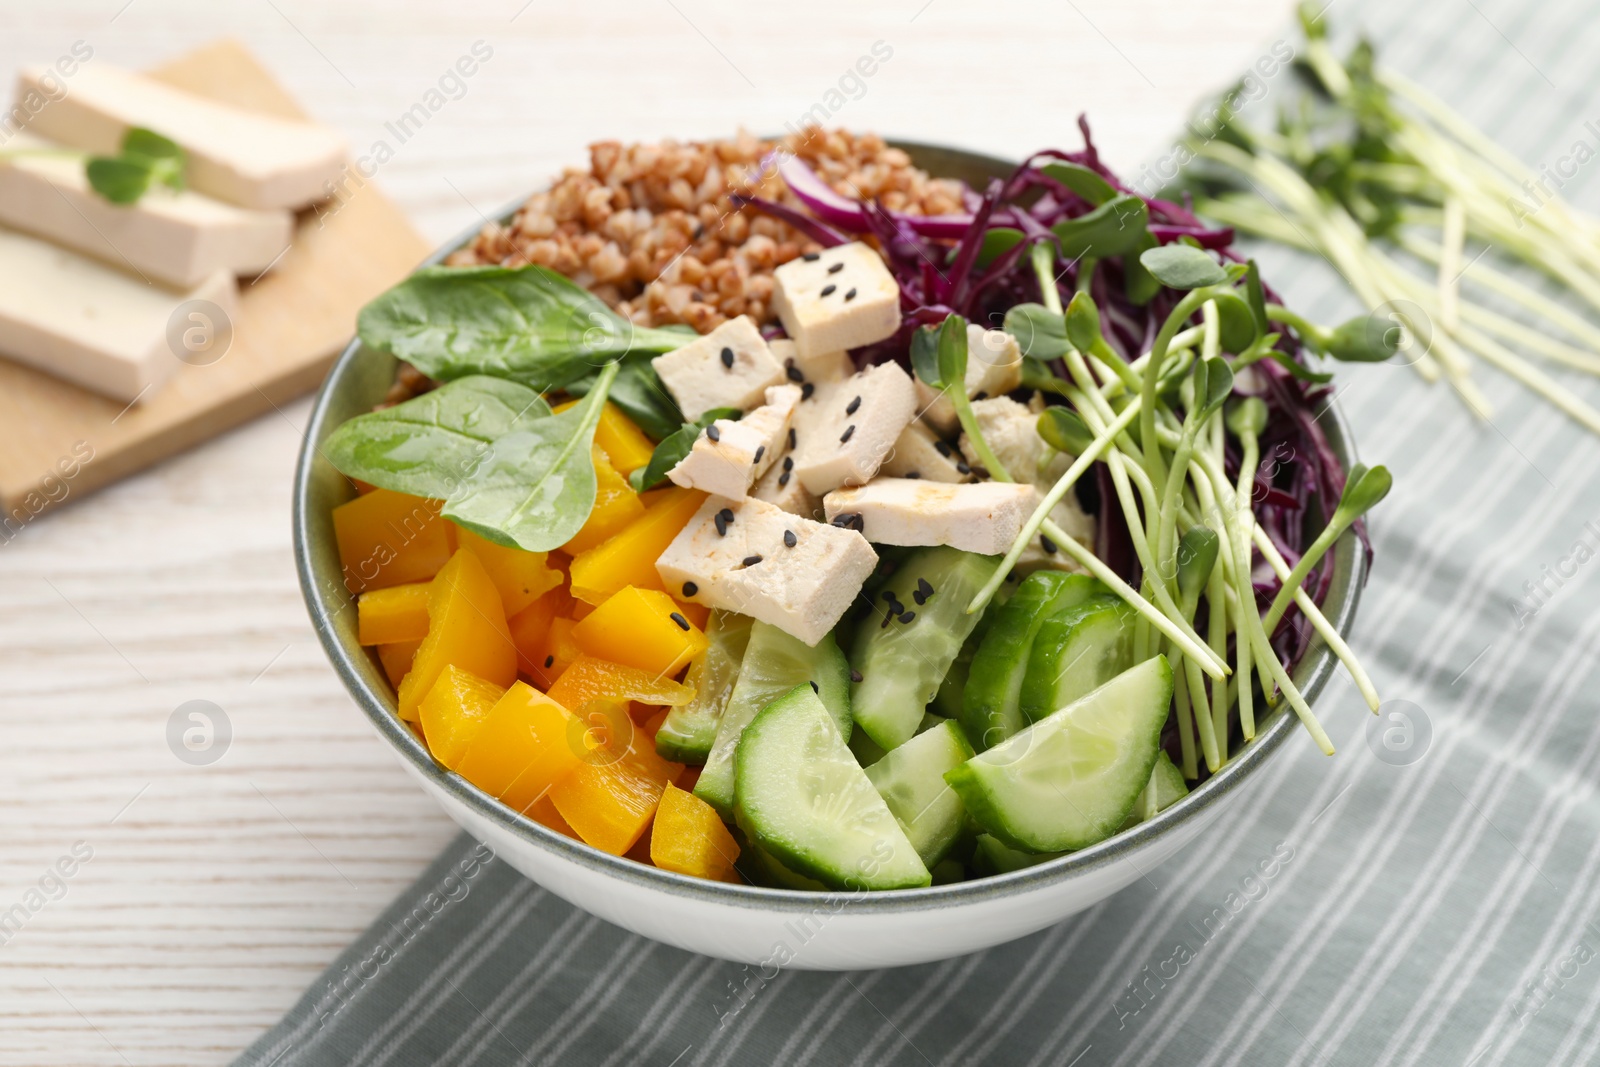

left=237, top=0, right=1600, bottom=1063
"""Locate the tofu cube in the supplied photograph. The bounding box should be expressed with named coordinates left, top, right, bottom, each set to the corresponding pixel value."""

left=791, top=360, right=918, bottom=495
left=823, top=479, right=1041, bottom=556
left=666, top=384, right=800, bottom=498
left=752, top=449, right=823, bottom=520
left=879, top=421, right=973, bottom=484
left=915, top=325, right=1023, bottom=433
left=651, top=315, right=785, bottom=420
left=769, top=338, right=856, bottom=388
left=656, top=495, right=878, bottom=646
left=771, top=242, right=901, bottom=358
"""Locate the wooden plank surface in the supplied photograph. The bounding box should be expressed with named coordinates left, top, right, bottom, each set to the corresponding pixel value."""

left=0, top=2, right=1292, bottom=1063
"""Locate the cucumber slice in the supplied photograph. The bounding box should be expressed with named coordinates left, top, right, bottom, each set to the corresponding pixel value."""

left=694, top=622, right=851, bottom=817
left=930, top=858, right=968, bottom=884
left=851, top=546, right=994, bottom=751
left=735, top=684, right=930, bottom=890
left=971, top=834, right=1062, bottom=875
left=736, top=837, right=830, bottom=890
left=863, top=719, right=976, bottom=867
left=929, top=581, right=1011, bottom=719
left=962, top=572, right=1103, bottom=751
left=1117, top=751, right=1189, bottom=830
left=655, top=611, right=752, bottom=764
left=946, top=656, right=1174, bottom=853
left=1018, top=595, right=1136, bottom=724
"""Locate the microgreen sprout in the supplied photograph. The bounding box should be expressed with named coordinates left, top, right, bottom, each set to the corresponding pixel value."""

left=911, top=314, right=1012, bottom=483
left=1262, top=463, right=1393, bottom=634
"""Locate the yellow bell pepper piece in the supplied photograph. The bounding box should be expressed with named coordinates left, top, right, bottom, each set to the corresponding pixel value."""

left=553, top=399, right=656, bottom=476
left=376, top=639, right=421, bottom=688
left=419, top=665, right=507, bottom=771
left=560, top=447, right=645, bottom=555
left=332, top=488, right=455, bottom=593
left=453, top=525, right=564, bottom=617
left=672, top=598, right=710, bottom=631
left=651, top=783, right=741, bottom=881
left=568, top=488, right=706, bottom=605
left=528, top=616, right=582, bottom=688
left=549, top=702, right=684, bottom=856
left=546, top=655, right=695, bottom=712
left=508, top=586, right=569, bottom=680
left=456, top=682, right=583, bottom=813
left=357, top=581, right=431, bottom=645
left=526, top=795, right=580, bottom=839
left=573, top=586, right=708, bottom=677
left=396, top=548, right=517, bottom=722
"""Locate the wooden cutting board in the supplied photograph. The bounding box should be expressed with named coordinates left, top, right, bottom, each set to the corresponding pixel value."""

left=0, top=39, right=429, bottom=522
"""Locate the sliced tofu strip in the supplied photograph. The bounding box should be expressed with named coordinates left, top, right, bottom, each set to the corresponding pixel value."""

left=656, top=495, right=877, bottom=646
left=752, top=450, right=823, bottom=520
left=651, top=315, right=784, bottom=420
left=0, top=132, right=293, bottom=288
left=914, top=325, right=1023, bottom=434
left=0, top=226, right=237, bottom=402
left=771, top=242, right=901, bottom=358
left=823, top=478, right=1040, bottom=557
left=769, top=338, right=855, bottom=389
left=16, top=65, right=347, bottom=211
left=667, top=384, right=800, bottom=498
left=880, top=421, right=973, bottom=484
left=791, top=360, right=917, bottom=495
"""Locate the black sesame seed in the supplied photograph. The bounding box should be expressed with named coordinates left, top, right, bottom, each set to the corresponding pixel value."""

left=850, top=669, right=863, bottom=683
left=786, top=365, right=804, bottom=383
left=718, top=507, right=734, bottom=523
left=782, top=455, right=794, bottom=471
left=899, top=610, right=916, bottom=624
left=810, top=680, right=819, bottom=693
left=845, top=395, right=861, bottom=415
left=827, top=262, right=844, bottom=274
left=707, top=424, right=721, bottom=442
left=753, top=445, right=766, bottom=465
left=912, top=589, right=927, bottom=606
left=840, top=424, right=856, bottom=444
left=852, top=514, right=865, bottom=531
left=956, top=459, right=972, bottom=475
left=720, top=346, right=734, bottom=369
left=784, top=529, right=797, bottom=548
left=835, top=513, right=861, bottom=530
left=669, top=611, right=690, bottom=631
left=787, top=428, right=797, bottom=449
left=802, top=251, right=820, bottom=261
left=881, top=590, right=898, bottom=602
left=820, top=284, right=837, bottom=297
left=801, top=383, right=815, bottom=401
left=934, top=440, right=953, bottom=457
left=972, top=390, right=988, bottom=401
left=714, top=514, right=728, bottom=537
left=880, top=612, right=893, bottom=629
left=682, top=581, right=699, bottom=597
left=778, top=470, right=791, bottom=487
left=844, top=288, right=857, bottom=302
left=544, top=655, right=554, bottom=668
left=917, top=578, right=934, bottom=599
left=1041, top=535, right=1058, bottom=555
left=905, top=471, right=922, bottom=479
left=742, top=554, right=763, bottom=567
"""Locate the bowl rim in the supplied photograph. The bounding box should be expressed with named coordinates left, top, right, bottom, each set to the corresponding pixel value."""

left=292, top=140, right=1365, bottom=914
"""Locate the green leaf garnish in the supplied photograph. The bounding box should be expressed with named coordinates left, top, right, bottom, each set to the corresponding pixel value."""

left=629, top=407, right=741, bottom=492
left=1325, top=313, right=1403, bottom=362
left=1175, top=526, right=1220, bottom=606
left=1037, top=406, right=1094, bottom=455
left=85, top=127, right=186, bottom=204
left=1002, top=302, right=1070, bottom=361
left=1052, top=195, right=1150, bottom=261
left=1225, top=396, right=1269, bottom=439
left=1039, top=162, right=1116, bottom=206
left=1138, top=244, right=1229, bottom=290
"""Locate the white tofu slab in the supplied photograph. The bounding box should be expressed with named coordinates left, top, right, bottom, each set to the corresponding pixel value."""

left=0, top=226, right=237, bottom=402
left=771, top=242, right=901, bottom=358
left=914, top=325, right=1023, bottom=433
left=651, top=315, right=785, bottom=421
left=0, top=132, right=293, bottom=288
left=769, top=338, right=856, bottom=388
left=656, top=494, right=878, bottom=646
left=791, top=360, right=918, bottom=494
left=16, top=64, right=347, bottom=210
left=880, top=421, right=972, bottom=484
left=752, top=450, right=822, bottom=520
left=823, top=478, right=1041, bottom=556
left=666, top=384, right=799, bottom=498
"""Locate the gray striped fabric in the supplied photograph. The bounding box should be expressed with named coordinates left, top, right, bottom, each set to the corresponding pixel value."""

left=237, top=1, right=1600, bottom=1063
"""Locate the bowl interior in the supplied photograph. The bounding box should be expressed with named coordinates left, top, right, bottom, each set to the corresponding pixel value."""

left=292, top=141, right=1366, bottom=912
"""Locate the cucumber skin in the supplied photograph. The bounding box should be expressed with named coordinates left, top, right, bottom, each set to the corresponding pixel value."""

left=1117, top=751, right=1189, bottom=831
left=851, top=547, right=995, bottom=752
left=947, top=657, right=1174, bottom=853
left=961, top=573, right=1102, bottom=752
left=735, top=685, right=930, bottom=891
left=695, top=624, right=851, bottom=818
left=1017, top=595, right=1135, bottom=724
left=972, top=834, right=1062, bottom=876
left=655, top=612, right=752, bottom=764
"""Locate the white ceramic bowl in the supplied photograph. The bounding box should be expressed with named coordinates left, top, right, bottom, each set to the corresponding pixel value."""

left=293, top=142, right=1366, bottom=970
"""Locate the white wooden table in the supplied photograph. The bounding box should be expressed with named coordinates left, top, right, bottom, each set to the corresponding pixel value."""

left=0, top=2, right=1289, bottom=1062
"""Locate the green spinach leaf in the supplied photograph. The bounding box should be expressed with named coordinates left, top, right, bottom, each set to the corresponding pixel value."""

left=323, top=376, right=551, bottom=499
left=357, top=265, right=693, bottom=390
left=629, top=406, right=742, bottom=492
left=565, top=353, right=684, bottom=441
left=1052, top=195, right=1150, bottom=261
left=442, top=361, right=620, bottom=550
